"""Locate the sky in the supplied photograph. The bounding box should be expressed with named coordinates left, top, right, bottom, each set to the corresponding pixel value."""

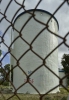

left=0, top=0, right=69, bottom=68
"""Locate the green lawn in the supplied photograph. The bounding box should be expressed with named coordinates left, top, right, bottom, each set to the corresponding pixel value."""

left=0, top=86, right=69, bottom=100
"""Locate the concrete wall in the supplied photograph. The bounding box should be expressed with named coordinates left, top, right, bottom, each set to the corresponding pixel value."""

left=11, top=10, right=59, bottom=94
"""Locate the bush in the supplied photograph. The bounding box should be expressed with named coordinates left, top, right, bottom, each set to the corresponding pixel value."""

left=45, top=96, right=51, bottom=100
left=0, top=80, right=9, bottom=86
left=0, top=80, right=3, bottom=84
left=2, top=81, right=9, bottom=86
left=61, top=97, right=67, bottom=100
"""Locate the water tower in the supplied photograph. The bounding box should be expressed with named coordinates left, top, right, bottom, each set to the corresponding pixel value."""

left=11, top=9, right=59, bottom=94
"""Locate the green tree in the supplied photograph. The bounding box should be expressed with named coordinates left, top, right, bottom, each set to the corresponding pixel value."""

left=4, top=64, right=10, bottom=71
left=0, top=64, right=10, bottom=81
left=4, top=64, right=13, bottom=82
left=0, top=50, right=2, bottom=56
left=4, top=64, right=10, bottom=80
left=0, top=63, right=13, bottom=82
left=0, top=68, right=4, bottom=76
left=61, top=54, right=69, bottom=85
left=0, top=50, right=13, bottom=82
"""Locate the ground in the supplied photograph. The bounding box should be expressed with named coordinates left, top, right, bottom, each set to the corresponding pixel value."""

left=0, top=85, right=69, bottom=100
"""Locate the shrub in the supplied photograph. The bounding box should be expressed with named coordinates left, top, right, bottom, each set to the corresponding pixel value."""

left=2, top=81, right=9, bottom=86
left=0, top=80, right=3, bottom=84
left=61, top=97, right=67, bottom=100
left=45, top=96, right=51, bottom=100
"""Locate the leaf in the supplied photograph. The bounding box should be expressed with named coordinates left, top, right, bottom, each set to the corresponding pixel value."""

left=0, top=50, right=2, bottom=56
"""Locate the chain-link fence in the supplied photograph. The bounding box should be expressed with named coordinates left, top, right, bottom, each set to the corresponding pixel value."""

left=0, top=0, right=69, bottom=100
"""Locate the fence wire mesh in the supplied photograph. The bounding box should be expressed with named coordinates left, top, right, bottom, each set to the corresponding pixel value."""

left=0, top=0, right=69, bottom=100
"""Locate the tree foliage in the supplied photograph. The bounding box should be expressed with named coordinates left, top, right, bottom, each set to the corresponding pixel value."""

left=4, top=64, right=13, bottom=82
left=0, top=49, right=2, bottom=56
left=0, top=64, right=13, bottom=82
left=61, top=54, right=69, bottom=85
left=4, top=64, right=10, bottom=71
left=0, top=50, right=13, bottom=84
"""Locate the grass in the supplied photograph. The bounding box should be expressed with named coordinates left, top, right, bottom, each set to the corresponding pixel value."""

left=0, top=86, right=69, bottom=100
left=0, top=93, right=68, bottom=100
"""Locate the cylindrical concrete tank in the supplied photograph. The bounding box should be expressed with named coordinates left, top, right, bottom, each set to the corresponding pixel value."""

left=11, top=9, right=59, bottom=94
